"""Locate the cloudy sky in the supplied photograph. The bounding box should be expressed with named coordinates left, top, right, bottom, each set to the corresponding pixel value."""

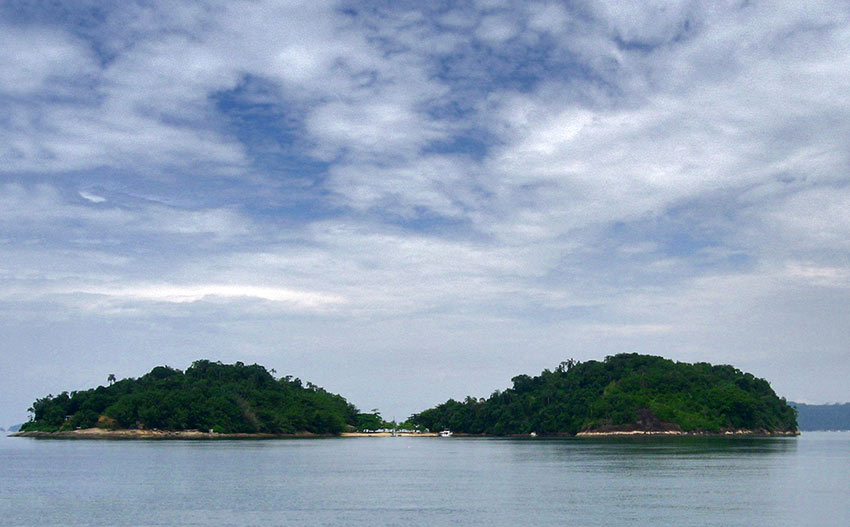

left=2, top=0, right=849, bottom=426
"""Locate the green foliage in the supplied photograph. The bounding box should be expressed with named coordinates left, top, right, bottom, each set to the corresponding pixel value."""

left=410, top=354, right=798, bottom=436
left=355, top=411, right=386, bottom=431
left=21, top=360, right=359, bottom=435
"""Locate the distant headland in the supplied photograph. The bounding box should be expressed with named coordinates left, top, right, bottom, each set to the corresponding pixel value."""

left=14, top=354, right=798, bottom=439
left=791, top=402, right=850, bottom=431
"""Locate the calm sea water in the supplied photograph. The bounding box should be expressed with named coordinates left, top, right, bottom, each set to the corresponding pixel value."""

left=1, top=432, right=848, bottom=526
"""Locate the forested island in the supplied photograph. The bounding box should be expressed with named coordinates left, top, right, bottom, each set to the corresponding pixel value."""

left=17, top=360, right=369, bottom=436
left=15, top=354, right=800, bottom=438
left=410, top=354, right=798, bottom=436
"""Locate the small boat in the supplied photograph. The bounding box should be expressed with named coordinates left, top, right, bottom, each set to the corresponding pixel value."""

left=439, top=430, right=453, bottom=437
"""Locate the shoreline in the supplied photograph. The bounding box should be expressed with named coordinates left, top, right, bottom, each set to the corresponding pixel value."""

left=340, top=432, right=438, bottom=437
left=12, top=428, right=798, bottom=439
left=575, top=429, right=800, bottom=437
left=10, top=428, right=441, bottom=440
left=11, top=428, right=333, bottom=440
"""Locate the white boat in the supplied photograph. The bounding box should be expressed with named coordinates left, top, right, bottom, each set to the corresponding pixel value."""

left=439, top=430, right=453, bottom=437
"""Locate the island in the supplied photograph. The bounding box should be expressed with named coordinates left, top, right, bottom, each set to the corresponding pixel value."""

left=410, top=353, right=798, bottom=436
left=15, top=360, right=370, bottom=438
left=14, top=354, right=800, bottom=439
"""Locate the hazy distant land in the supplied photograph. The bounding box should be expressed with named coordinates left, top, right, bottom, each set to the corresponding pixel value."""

left=792, top=403, right=850, bottom=431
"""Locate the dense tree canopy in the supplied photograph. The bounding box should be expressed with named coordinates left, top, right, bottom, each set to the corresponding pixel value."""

left=22, top=360, right=360, bottom=434
left=411, top=354, right=798, bottom=435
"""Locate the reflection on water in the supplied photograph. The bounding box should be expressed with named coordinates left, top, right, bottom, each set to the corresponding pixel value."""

left=516, top=434, right=800, bottom=455
left=0, top=432, right=846, bottom=527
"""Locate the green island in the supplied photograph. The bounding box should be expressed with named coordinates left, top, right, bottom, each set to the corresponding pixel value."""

left=16, top=360, right=399, bottom=437
left=410, top=353, right=798, bottom=436
left=15, top=354, right=798, bottom=438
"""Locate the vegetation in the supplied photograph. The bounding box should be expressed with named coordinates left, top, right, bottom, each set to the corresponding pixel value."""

left=791, top=402, right=850, bottom=431
left=21, top=360, right=363, bottom=435
left=353, top=409, right=418, bottom=431
left=410, top=354, right=798, bottom=435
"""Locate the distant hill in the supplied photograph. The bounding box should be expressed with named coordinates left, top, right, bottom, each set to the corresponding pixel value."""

left=791, top=403, right=850, bottom=431
left=7, top=424, right=23, bottom=432
left=20, top=360, right=359, bottom=435
left=411, top=353, right=797, bottom=436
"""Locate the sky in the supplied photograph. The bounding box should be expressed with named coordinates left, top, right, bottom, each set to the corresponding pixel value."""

left=2, top=0, right=849, bottom=427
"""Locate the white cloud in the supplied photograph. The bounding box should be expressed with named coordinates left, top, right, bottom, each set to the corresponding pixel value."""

left=78, top=283, right=346, bottom=307
left=476, top=13, right=521, bottom=43
left=764, top=186, right=850, bottom=250
left=0, top=183, right=253, bottom=241
left=307, top=100, right=445, bottom=161
left=578, top=323, right=675, bottom=337
left=78, top=191, right=107, bottom=203
left=784, top=263, right=850, bottom=288
left=326, top=155, right=482, bottom=217
left=3, top=1, right=850, bottom=424
left=0, top=24, right=98, bottom=95
left=0, top=184, right=129, bottom=224
left=527, top=3, right=571, bottom=33
left=591, top=0, right=696, bottom=46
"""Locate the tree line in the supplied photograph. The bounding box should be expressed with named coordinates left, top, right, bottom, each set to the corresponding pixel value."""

left=21, top=354, right=799, bottom=436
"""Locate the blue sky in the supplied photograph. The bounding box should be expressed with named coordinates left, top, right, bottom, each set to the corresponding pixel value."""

left=2, top=0, right=850, bottom=426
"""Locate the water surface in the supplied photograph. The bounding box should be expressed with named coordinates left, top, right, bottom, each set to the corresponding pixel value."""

left=1, top=432, right=847, bottom=526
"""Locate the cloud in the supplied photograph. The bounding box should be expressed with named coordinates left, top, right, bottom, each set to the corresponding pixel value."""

left=783, top=262, right=850, bottom=288
left=78, top=283, right=346, bottom=307
left=2, top=0, right=850, bottom=425
left=79, top=191, right=107, bottom=203
left=0, top=183, right=252, bottom=240
left=0, top=24, right=98, bottom=95
left=591, top=0, right=696, bottom=47
left=578, top=323, right=675, bottom=337
left=763, top=186, right=850, bottom=250
left=307, top=100, right=447, bottom=161
left=476, top=13, right=522, bottom=43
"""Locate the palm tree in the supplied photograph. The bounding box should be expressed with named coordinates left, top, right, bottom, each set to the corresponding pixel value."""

left=107, top=373, right=116, bottom=386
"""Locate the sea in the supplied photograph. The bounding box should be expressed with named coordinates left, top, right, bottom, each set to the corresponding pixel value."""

left=0, top=431, right=847, bottom=526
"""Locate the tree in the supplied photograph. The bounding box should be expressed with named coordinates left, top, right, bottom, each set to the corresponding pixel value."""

left=356, top=409, right=385, bottom=431
left=557, top=359, right=578, bottom=373
left=107, top=373, right=116, bottom=386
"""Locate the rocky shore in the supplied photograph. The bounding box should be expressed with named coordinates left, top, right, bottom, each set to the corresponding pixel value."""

left=12, top=427, right=799, bottom=439
left=575, top=429, right=800, bottom=437
left=12, top=428, right=443, bottom=439
left=11, top=428, right=329, bottom=439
